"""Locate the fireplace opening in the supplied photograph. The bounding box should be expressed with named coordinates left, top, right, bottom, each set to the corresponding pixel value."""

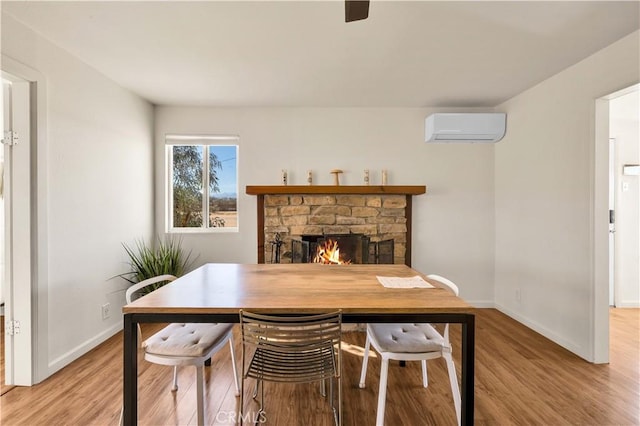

left=291, top=234, right=394, bottom=264
left=313, top=239, right=351, bottom=264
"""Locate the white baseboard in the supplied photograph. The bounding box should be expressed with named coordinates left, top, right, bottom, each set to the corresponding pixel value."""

left=494, top=303, right=589, bottom=361
left=47, top=322, right=122, bottom=375
left=616, top=301, right=640, bottom=308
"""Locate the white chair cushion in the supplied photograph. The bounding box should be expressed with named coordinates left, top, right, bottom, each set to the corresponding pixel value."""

left=143, top=323, right=233, bottom=357
left=368, top=323, right=445, bottom=353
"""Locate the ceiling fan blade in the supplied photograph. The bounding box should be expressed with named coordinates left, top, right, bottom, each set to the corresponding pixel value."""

left=345, top=0, right=369, bottom=22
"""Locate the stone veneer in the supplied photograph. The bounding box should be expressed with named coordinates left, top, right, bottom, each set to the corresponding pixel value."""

left=263, top=194, right=408, bottom=264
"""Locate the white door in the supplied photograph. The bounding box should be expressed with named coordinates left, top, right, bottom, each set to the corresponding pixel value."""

left=2, top=75, right=33, bottom=386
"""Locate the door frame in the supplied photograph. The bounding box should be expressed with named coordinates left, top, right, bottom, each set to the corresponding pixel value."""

left=608, top=137, right=616, bottom=307
left=2, top=72, right=33, bottom=386
left=1, top=55, right=49, bottom=384
left=593, top=83, right=639, bottom=364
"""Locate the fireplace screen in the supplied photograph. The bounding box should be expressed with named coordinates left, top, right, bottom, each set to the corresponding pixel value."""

left=291, top=234, right=394, bottom=264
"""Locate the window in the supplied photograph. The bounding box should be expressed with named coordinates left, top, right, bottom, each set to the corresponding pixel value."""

left=166, top=135, right=239, bottom=232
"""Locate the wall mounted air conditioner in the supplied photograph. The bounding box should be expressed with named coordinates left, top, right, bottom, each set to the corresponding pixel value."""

left=425, top=113, right=506, bottom=143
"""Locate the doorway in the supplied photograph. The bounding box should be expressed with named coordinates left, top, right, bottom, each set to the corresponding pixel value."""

left=609, top=89, right=640, bottom=309
left=1, top=78, right=13, bottom=395
left=594, top=83, right=640, bottom=364
left=1, top=55, right=50, bottom=387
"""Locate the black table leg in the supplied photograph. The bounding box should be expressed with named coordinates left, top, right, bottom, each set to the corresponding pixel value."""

left=461, top=314, right=475, bottom=426
left=123, top=314, right=138, bottom=426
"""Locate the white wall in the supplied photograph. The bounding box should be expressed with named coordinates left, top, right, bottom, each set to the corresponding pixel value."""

left=1, top=14, right=155, bottom=380
left=155, top=107, right=496, bottom=306
left=0, top=82, right=3, bottom=312
left=495, top=31, right=640, bottom=361
left=0, top=168, right=3, bottom=311
left=611, top=90, right=640, bottom=307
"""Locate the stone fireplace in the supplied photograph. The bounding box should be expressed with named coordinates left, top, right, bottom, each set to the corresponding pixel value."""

left=246, top=185, right=426, bottom=265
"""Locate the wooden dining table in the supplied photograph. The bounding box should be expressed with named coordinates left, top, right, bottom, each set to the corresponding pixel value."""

left=122, top=263, right=475, bottom=425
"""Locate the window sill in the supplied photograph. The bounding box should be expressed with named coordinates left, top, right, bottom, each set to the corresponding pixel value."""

left=167, top=227, right=239, bottom=234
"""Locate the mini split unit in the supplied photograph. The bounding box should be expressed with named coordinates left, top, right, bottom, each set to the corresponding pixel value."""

left=425, top=113, right=507, bottom=143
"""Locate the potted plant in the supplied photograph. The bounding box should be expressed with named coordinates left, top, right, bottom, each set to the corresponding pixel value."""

left=119, top=236, right=194, bottom=294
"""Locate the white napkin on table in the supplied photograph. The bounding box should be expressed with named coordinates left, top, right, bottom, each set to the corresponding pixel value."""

left=376, top=275, right=435, bottom=289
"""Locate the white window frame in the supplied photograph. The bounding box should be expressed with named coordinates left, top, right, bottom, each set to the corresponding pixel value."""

left=166, top=134, right=239, bottom=233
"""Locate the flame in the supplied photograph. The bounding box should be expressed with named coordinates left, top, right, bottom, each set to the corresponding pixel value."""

left=313, top=239, right=351, bottom=265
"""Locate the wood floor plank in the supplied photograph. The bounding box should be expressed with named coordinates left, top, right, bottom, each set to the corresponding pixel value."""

left=0, top=308, right=638, bottom=425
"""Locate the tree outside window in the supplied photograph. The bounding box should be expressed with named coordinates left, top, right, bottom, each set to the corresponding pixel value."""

left=167, top=137, right=238, bottom=232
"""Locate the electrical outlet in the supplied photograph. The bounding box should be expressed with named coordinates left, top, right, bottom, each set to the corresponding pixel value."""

left=101, top=303, right=111, bottom=320
left=515, top=288, right=521, bottom=303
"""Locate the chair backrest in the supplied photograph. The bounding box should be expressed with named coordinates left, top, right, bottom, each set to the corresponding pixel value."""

left=125, top=274, right=177, bottom=304
left=240, top=310, right=342, bottom=382
left=125, top=274, right=177, bottom=347
left=240, top=310, right=342, bottom=351
left=426, top=274, right=459, bottom=343
left=426, top=274, right=459, bottom=296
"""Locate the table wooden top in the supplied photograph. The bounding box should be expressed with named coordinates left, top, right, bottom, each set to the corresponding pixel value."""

left=123, top=263, right=471, bottom=315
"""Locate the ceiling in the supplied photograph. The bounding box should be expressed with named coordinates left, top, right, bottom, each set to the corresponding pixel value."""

left=2, top=1, right=639, bottom=107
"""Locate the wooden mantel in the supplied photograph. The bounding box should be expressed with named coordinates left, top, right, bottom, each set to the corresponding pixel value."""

left=246, top=185, right=427, bottom=264
left=247, top=185, right=426, bottom=195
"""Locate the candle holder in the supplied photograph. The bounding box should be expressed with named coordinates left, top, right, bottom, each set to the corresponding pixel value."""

left=330, top=169, right=343, bottom=186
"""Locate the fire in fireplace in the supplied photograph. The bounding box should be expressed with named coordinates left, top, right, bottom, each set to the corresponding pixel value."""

left=313, top=239, right=351, bottom=265
left=291, top=234, right=394, bottom=264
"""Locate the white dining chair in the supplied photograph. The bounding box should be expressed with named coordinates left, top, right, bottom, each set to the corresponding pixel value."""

left=121, top=274, right=240, bottom=426
left=358, top=274, right=462, bottom=426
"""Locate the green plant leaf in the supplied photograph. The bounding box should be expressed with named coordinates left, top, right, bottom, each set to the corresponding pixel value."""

left=119, top=236, right=195, bottom=295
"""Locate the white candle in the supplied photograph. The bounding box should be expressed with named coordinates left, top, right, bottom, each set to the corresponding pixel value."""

left=282, top=169, right=288, bottom=186
left=382, top=169, right=388, bottom=185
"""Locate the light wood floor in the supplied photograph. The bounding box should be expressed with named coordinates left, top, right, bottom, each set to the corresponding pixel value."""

left=0, top=308, right=638, bottom=425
